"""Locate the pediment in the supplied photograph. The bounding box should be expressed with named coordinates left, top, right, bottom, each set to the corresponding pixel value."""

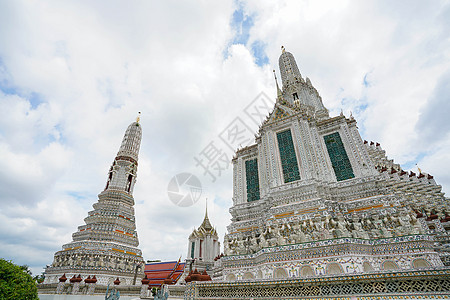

left=265, top=103, right=296, bottom=124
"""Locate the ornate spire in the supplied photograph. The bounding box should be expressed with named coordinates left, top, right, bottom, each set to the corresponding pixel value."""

left=136, top=111, right=141, bottom=123
left=43, top=118, right=145, bottom=286
left=104, top=118, right=142, bottom=194
left=277, top=48, right=329, bottom=118
left=117, top=118, right=142, bottom=163
left=278, top=46, right=302, bottom=88
left=273, top=70, right=283, bottom=101
left=416, top=164, right=422, bottom=174
left=200, top=200, right=213, bottom=231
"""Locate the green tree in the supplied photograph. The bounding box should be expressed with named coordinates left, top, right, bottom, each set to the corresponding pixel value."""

left=33, top=273, right=45, bottom=284
left=0, top=259, right=38, bottom=300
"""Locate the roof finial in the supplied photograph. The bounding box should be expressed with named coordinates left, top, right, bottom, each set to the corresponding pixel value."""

left=416, top=163, right=422, bottom=174
left=199, top=198, right=213, bottom=231
left=281, top=45, right=285, bottom=53
left=136, top=112, right=141, bottom=123
left=273, top=70, right=282, bottom=100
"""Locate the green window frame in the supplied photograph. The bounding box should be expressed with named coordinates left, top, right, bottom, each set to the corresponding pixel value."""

left=245, top=158, right=260, bottom=202
left=324, top=132, right=355, bottom=181
left=276, top=129, right=301, bottom=183
left=190, top=242, right=195, bottom=258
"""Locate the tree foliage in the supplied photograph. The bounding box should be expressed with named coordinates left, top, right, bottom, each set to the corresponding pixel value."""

left=0, top=259, right=38, bottom=300
left=33, top=273, right=45, bottom=284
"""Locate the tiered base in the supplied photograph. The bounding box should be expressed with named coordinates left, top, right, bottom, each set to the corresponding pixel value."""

left=184, top=269, right=450, bottom=299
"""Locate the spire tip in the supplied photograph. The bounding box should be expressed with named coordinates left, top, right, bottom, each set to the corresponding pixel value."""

left=136, top=112, right=141, bottom=123
left=416, top=163, right=422, bottom=174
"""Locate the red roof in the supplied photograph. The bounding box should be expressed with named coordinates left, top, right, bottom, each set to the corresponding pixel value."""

left=144, top=261, right=185, bottom=287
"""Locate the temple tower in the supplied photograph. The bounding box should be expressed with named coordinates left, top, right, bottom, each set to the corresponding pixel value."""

left=181, top=205, right=220, bottom=282
left=277, top=46, right=329, bottom=118
left=278, top=46, right=302, bottom=87
left=43, top=116, right=145, bottom=286
left=218, top=48, right=450, bottom=282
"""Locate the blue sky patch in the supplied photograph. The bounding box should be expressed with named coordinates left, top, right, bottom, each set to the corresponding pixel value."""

left=230, top=3, right=253, bottom=46
left=403, top=152, right=427, bottom=172
left=363, top=71, right=374, bottom=87
left=0, top=84, right=46, bottom=109
left=341, top=97, right=368, bottom=115
left=28, top=92, right=44, bottom=109
left=251, top=40, right=269, bottom=66
left=0, top=58, right=17, bottom=95
left=0, top=84, right=18, bottom=96
left=0, top=58, right=45, bottom=109
left=363, top=74, right=370, bottom=87
left=224, top=2, right=269, bottom=67
left=67, top=191, right=87, bottom=200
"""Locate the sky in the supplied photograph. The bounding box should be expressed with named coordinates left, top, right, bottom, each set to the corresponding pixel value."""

left=0, top=0, right=449, bottom=276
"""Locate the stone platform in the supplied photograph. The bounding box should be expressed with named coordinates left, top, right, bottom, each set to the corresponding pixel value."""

left=182, top=269, right=450, bottom=299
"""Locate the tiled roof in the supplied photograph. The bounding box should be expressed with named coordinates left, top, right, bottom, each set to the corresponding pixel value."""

left=144, top=261, right=185, bottom=287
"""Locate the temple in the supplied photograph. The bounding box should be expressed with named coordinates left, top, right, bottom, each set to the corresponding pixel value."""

left=38, top=48, right=450, bottom=299
left=214, top=47, right=450, bottom=282
left=179, top=205, right=220, bottom=283
left=42, top=116, right=145, bottom=289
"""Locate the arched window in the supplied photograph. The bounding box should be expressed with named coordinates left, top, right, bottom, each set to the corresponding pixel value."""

left=256, top=270, right=263, bottom=279
left=412, top=259, right=431, bottom=269
left=326, top=263, right=343, bottom=275
left=382, top=261, right=399, bottom=270
left=126, top=174, right=133, bottom=192
left=243, top=272, right=254, bottom=280
left=273, top=267, right=288, bottom=279
left=226, top=273, right=236, bottom=281
left=363, top=261, right=374, bottom=272
left=300, top=265, right=315, bottom=277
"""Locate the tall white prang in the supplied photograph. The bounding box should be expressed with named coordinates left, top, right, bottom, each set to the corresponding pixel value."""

left=43, top=117, right=145, bottom=286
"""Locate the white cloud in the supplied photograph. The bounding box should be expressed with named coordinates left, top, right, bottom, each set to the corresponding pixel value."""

left=0, top=0, right=449, bottom=276
left=244, top=0, right=450, bottom=178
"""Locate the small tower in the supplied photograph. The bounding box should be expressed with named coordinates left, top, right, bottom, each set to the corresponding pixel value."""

left=277, top=46, right=328, bottom=118
left=42, top=115, right=145, bottom=287
left=278, top=45, right=302, bottom=88
left=186, top=204, right=220, bottom=275
left=104, top=116, right=142, bottom=195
